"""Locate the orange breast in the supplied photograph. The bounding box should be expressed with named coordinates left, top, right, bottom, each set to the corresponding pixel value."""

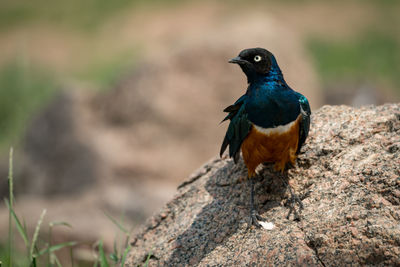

left=241, top=115, right=302, bottom=177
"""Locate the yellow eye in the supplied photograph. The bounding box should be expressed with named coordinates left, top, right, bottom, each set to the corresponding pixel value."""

left=254, top=55, right=262, bottom=62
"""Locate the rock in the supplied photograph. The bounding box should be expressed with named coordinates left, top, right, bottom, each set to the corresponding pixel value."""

left=20, top=90, right=98, bottom=196
left=126, top=104, right=400, bottom=266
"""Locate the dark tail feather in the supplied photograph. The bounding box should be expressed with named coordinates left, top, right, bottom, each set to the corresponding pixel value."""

left=220, top=104, right=240, bottom=124
left=233, top=151, right=240, bottom=164
left=220, top=135, right=229, bottom=157
left=221, top=139, right=240, bottom=164
left=220, top=113, right=233, bottom=124
left=223, top=104, right=240, bottom=113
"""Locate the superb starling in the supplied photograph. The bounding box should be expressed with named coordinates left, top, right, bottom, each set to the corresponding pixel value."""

left=220, top=48, right=311, bottom=227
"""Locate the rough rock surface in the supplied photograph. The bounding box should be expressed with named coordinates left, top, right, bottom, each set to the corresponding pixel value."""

left=126, top=104, right=400, bottom=266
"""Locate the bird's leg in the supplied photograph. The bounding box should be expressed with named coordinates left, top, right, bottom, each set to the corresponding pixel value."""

left=281, top=177, right=303, bottom=221
left=248, top=177, right=265, bottom=228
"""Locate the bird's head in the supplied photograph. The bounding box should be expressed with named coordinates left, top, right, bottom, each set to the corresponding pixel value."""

left=229, top=48, right=281, bottom=83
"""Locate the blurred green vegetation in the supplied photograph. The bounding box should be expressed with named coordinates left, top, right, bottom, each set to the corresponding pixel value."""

left=308, top=31, right=400, bottom=93
left=0, top=243, right=30, bottom=266
left=0, top=58, right=56, bottom=150
left=76, top=50, right=137, bottom=91
left=0, top=0, right=138, bottom=31
left=0, top=0, right=184, bottom=32
left=1, top=148, right=131, bottom=266
left=0, top=49, right=138, bottom=150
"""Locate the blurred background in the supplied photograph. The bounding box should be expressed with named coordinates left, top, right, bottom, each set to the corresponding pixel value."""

left=0, top=0, right=399, bottom=265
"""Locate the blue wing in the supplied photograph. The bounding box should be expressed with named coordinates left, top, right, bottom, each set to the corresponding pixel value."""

left=296, top=94, right=311, bottom=154
left=220, top=95, right=252, bottom=163
left=220, top=91, right=311, bottom=162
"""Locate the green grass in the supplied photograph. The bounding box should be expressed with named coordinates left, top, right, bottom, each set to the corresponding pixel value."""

left=308, top=31, right=400, bottom=93
left=0, top=243, right=29, bottom=267
left=2, top=148, right=77, bottom=266
left=1, top=148, right=133, bottom=266
left=0, top=58, right=56, bottom=151
left=102, top=211, right=132, bottom=266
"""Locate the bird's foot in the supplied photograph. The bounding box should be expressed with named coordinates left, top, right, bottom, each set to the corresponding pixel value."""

left=279, top=176, right=304, bottom=221
left=247, top=177, right=266, bottom=228
left=285, top=187, right=304, bottom=221
left=248, top=209, right=266, bottom=229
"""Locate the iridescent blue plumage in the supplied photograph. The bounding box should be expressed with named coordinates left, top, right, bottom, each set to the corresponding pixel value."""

left=220, top=48, right=311, bottom=162
left=220, top=47, right=311, bottom=227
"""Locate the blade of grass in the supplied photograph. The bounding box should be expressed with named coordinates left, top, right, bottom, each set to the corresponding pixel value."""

left=30, top=209, right=47, bottom=261
left=120, top=244, right=131, bottom=267
left=92, top=241, right=100, bottom=267
left=109, top=252, right=118, bottom=263
left=102, top=210, right=128, bottom=234
left=123, top=233, right=131, bottom=253
left=31, top=256, right=37, bottom=267
left=48, top=221, right=52, bottom=267
left=47, top=219, right=75, bottom=264
left=143, top=250, right=152, bottom=267
left=98, top=240, right=109, bottom=267
left=5, top=199, right=30, bottom=247
left=23, top=219, right=28, bottom=238
left=36, top=241, right=77, bottom=257
left=70, top=246, right=74, bottom=267
left=103, top=210, right=132, bottom=264
left=110, top=238, right=118, bottom=263
left=8, top=148, right=13, bottom=205
left=7, top=147, right=14, bottom=267
left=49, top=221, right=73, bottom=228
left=52, top=253, right=62, bottom=267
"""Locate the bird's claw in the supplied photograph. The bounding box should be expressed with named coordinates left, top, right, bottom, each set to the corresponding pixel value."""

left=285, top=192, right=303, bottom=221
left=248, top=209, right=266, bottom=229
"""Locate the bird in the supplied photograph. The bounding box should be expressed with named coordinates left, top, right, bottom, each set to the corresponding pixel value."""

left=220, top=48, right=311, bottom=227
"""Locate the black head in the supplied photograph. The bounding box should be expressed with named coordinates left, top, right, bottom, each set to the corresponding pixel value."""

left=229, top=48, right=276, bottom=81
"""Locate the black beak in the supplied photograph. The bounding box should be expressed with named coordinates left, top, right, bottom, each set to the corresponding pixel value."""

left=228, top=56, right=247, bottom=65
